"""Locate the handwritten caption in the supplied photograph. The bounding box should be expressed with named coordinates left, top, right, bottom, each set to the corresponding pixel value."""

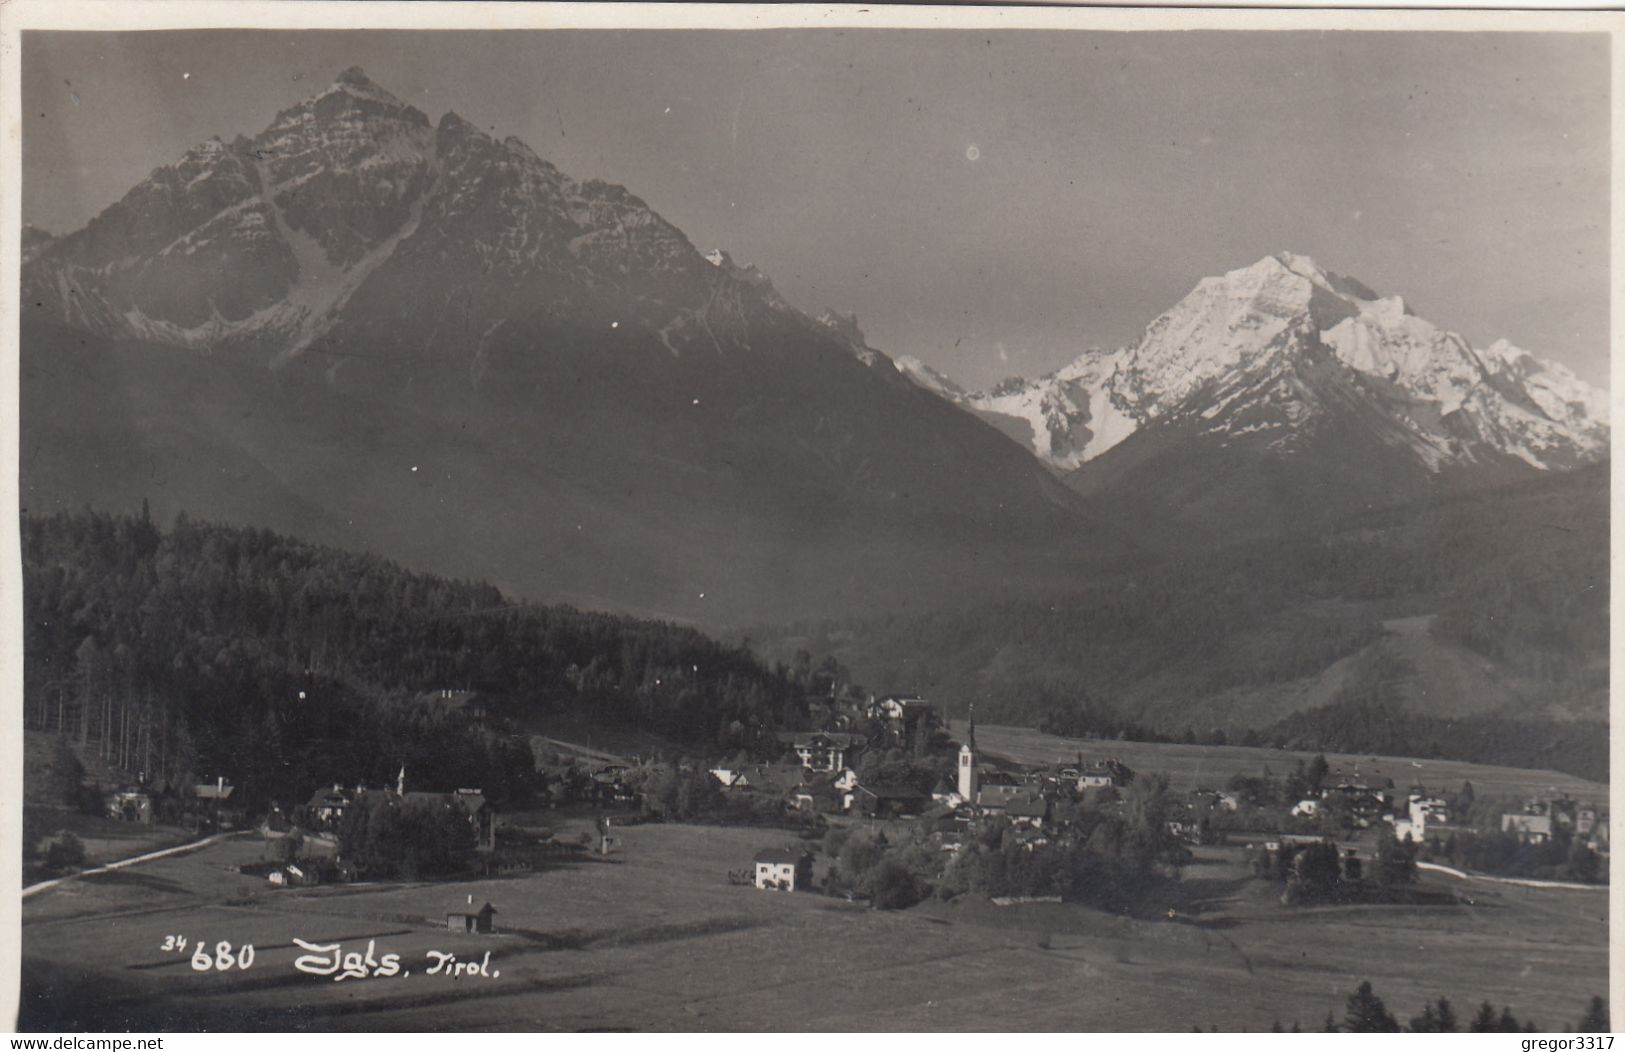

left=159, top=935, right=500, bottom=981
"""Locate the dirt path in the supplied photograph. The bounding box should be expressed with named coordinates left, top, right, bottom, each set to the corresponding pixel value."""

left=22, top=832, right=247, bottom=899
left=1416, top=860, right=1606, bottom=893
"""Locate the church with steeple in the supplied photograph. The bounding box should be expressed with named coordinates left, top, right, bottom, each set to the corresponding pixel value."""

left=958, top=707, right=979, bottom=802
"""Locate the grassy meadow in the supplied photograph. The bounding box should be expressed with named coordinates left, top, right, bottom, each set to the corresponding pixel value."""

left=973, top=723, right=1608, bottom=803
left=20, top=806, right=1607, bottom=1032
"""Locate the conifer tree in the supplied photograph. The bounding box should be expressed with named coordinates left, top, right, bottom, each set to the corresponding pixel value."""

left=1344, top=981, right=1400, bottom=1033
left=1577, top=997, right=1609, bottom=1033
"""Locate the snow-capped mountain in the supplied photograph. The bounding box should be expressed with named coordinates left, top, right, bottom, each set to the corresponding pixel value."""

left=959, top=252, right=1608, bottom=476
left=22, top=68, right=1117, bottom=625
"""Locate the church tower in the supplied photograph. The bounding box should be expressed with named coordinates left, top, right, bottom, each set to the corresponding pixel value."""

left=958, top=707, right=978, bottom=801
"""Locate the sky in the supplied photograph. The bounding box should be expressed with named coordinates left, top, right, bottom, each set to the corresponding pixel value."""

left=21, top=28, right=1611, bottom=390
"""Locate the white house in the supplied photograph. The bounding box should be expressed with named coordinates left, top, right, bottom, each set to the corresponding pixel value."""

left=1389, top=792, right=1449, bottom=841
left=753, top=848, right=812, bottom=891
left=1411, top=795, right=1449, bottom=826
left=1291, top=799, right=1319, bottom=817
left=1076, top=762, right=1119, bottom=790
left=781, top=732, right=861, bottom=772
left=869, top=695, right=934, bottom=722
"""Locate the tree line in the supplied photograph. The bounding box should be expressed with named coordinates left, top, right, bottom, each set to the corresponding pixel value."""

left=1240, top=980, right=1609, bottom=1034
left=21, top=508, right=822, bottom=812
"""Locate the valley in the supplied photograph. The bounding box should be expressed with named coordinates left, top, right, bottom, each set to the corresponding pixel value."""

left=20, top=794, right=1607, bottom=1032
left=13, top=49, right=1611, bottom=1037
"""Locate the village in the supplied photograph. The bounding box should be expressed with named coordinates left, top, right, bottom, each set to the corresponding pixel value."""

left=21, top=690, right=1612, bottom=1032
left=54, top=689, right=1610, bottom=906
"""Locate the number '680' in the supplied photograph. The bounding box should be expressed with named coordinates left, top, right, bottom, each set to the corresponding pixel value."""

left=191, top=940, right=255, bottom=971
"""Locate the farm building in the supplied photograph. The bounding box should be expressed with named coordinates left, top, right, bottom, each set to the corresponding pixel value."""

left=856, top=784, right=932, bottom=819
left=418, top=689, right=493, bottom=722
left=1004, top=796, right=1049, bottom=828
left=1077, top=768, right=1112, bottom=789
left=105, top=787, right=154, bottom=824
left=729, top=763, right=807, bottom=797
left=193, top=777, right=242, bottom=829
left=753, top=848, right=813, bottom=891
left=778, top=731, right=863, bottom=772
left=447, top=902, right=497, bottom=933
left=1502, top=812, right=1554, bottom=844
left=709, top=766, right=744, bottom=788
left=194, top=778, right=236, bottom=803
left=306, top=786, right=356, bottom=828
left=780, top=731, right=871, bottom=773
left=868, top=694, right=935, bottom=722
left=974, top=783, right=1033, bottom=814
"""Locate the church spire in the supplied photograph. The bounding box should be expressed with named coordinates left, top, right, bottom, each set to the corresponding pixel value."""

left=958, top=706, right=979, bottom=802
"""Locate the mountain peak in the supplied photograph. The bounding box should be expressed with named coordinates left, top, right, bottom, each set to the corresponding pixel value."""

left=1269, top=250, right=1329, bottom=283
left=957, top=253, right=1608, bottom=475
left=1262, top=251, right=1383, bottom=303
left=438, top=109, right=475, bottom=133
left=310, top=66, right=418, bottom=116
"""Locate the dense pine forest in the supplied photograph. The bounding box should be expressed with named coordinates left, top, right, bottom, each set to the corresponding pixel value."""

left=21, top=508, right=814, bottom=812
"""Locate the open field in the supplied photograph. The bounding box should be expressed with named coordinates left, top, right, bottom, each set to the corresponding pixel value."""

left=973, top=723, right=1609, bottom=803
left=526, top=716, right=684, bottom=765
left=24, top=805, right=199, bottom=868
left=20, top=812, right=1607, bottom=1032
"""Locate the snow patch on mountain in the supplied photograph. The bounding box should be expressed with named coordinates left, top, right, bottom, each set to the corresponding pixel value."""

left=892, top=355, right=967, bottom=400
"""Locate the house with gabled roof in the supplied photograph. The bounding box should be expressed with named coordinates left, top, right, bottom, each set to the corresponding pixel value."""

left=856, top=783, right=932, bottom=819
left=306, top=785, right=356, bottom=828
left=778, top=731, right=864, bottom=773
left=1004, top=795, right=1050, bottom=828
left=753, top=847, right=813, bottom=891
left=447, top=901, right=497, bottom=933
left=419, top=689, right=493, bottom=722
left=1501, top=812, right=1553, bottom=844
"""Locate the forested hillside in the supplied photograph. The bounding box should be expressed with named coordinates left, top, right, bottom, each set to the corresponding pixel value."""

left=767, top=464, right=1608, bottom=778
left=21, top=509, right=816, bottom=812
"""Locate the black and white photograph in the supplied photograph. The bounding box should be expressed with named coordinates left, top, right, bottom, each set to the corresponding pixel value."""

left=2, top=1, right=1615, bottom=1034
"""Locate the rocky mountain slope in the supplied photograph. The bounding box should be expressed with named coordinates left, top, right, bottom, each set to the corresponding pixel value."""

left=21, top=69, right=1130, bottom=626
